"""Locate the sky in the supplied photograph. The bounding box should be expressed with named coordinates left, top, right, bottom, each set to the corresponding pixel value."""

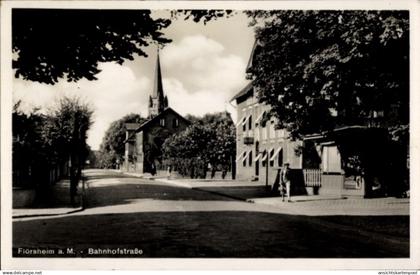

left=13, top=11, right=255, bottom=150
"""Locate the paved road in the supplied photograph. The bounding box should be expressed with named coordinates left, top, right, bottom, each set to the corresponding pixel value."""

left=13, top=169, right=409, bottom=258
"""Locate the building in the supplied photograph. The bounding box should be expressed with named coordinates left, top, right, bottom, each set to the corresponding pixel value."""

left=232, top=41, right=408, bottom=198
left=231, top=41, right=346, bottom=197
left=231, top=82, right=303, bottom=189
left=123, top=53, right=190, bottom=174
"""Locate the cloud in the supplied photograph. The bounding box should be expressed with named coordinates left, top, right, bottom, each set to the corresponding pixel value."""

left=162, top=77, right=237, bottom=124
left=13, top=62, right=151, bottom=150
left=12, top=36, right=249, bottom=150
left=162, top=35, right=224, bottom=67
left=163, top=78, right=227, bottom=117
left=161, top=35, right=248, bottom=97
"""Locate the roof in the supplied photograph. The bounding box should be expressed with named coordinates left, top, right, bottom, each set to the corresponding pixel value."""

left=125, top=123, right=141, bottom=130
left=138, top=107, right=189, bottom=132
left=123, top=107, right=190, bottom=143
left=246, top=40, right=261, bottom=73
left=303, top=125, right=375, bottom=141
left=230, top=81, right=254, bottom=103
left=152, top=51, right=164, bottom=99
left=230, top=40, right=261, bottom=103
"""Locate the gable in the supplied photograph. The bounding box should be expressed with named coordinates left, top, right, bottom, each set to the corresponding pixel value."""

left=137, top=107, right=190, bottom=133
left=230, top=82, right=254, bottom=104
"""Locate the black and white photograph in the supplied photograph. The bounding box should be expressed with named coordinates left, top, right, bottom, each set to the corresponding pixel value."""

left=1, top=0, right=419, bottom=271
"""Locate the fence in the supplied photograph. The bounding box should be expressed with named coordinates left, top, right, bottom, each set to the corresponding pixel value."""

left=303, top=169, right=322, bottom=187
left=13, top=161, right=70, bottom=188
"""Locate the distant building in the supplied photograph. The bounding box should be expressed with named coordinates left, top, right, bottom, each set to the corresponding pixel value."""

left=123, top=53, right=189, bottom=174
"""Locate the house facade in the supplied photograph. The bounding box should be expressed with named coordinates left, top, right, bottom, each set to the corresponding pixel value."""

left=232, top=41, right=352, bottom=197
left=231, top=81, right=362, bottom=197
left=123, top=54, right=189, bottom=174
left=232, top=83, right=303, bottom=187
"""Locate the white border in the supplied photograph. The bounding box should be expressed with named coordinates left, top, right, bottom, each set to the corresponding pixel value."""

left=1, top=0, right=420, bottom=270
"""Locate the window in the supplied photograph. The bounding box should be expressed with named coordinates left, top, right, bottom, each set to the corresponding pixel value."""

left=172, top=118, right=179, bottom=128
left=322, top=145, right=342, bottom=173
left=248, top=115, right=252, bottom=130
left=160, top=118, right=165, bottom=127
left=255, top=110, right=266, bottom=126
left=262, top=150, right=267, bottom=167
left=269, top=148, right=275, bottom=167
left=278, top=150, right=283, bottom=167
left=248, top=151, right=253, bottom=166
left=242, top=116, right=247, bottom=132
left=242, top=152, right=247, bottom=167
left=269, top=121, right=276, bottom=139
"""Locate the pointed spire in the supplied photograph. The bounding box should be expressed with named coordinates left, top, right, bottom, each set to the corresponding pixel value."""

left=148, top=47, right=168, bottom=118
left=152, top=50, right=165, bottom=104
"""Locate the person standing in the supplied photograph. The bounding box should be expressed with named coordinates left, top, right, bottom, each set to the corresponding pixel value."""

left=281, top=163, right=292, bottom=202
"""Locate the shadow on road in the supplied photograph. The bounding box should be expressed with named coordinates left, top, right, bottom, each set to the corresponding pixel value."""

left=195, top=185, right=275, bottom=201
left=84, top=183, right=236, bottom=209
left=13, top=211, right=409, bottom=258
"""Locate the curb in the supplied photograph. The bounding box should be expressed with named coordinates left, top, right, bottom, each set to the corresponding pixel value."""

left=14, top=177, right=88, bottom=220
left=12, top=206, right=84, bottom=219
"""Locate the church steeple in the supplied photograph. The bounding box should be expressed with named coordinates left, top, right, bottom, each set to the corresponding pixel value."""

left=148, top=50, right=168, bottom=118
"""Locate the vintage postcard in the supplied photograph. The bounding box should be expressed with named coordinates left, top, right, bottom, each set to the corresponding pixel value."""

left=1, top=0, right=419, bottom=271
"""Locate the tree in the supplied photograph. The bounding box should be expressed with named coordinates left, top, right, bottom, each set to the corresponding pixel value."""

left=13, top=97, right=93, bottom=203
left=162, top=123, right=214, bottom=178
left=246, top=10, right=408, bottom=137
left=98, top=113, right=146, bottom=169
left=13, top=9, right=171, bottom=84
left=172, top=10, right=234, bottom=24
left=162, top=112, right=235, bottom=179
left=42, top=96, right=93, bottom=203
left=12, top=9, right=232, bottom=84
left=12, top=101, right=46, bottom=188
left=245, top=10, right=409, bottom=195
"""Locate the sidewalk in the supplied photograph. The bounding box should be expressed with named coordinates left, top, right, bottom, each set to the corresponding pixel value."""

left=156, top=178, right=410, bottom=216
left=120, top=171, right=169, bottom=180
left=12, top=179, right=84, bottom=219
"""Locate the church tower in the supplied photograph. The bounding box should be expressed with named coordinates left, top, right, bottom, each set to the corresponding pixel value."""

left=148, top=52, right=168, bottom=118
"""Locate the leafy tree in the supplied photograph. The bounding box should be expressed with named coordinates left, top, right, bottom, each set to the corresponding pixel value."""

left=42, top=96, right=93, bottom=203
left=246, top=10, right=408, bottom=137
left=12, top=9, right=232, bottom=84
left=98, top=113, right=146, bottom=168
left=13, top=9, right=171, bottom=84
left=12, top=101, right=46, bottom=187
left=184, top=114, right=201, bottom=124
left=172, top=10, right=234, bottom=24
left=245, top=10, right=409, bottom=195
left=162, top=112, right=235, bottom=178
left=13, top=97, right=93, bottom=203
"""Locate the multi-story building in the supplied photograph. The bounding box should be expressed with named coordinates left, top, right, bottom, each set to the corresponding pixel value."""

left=231, top=82, right=303, bottom=186
left=231, top=42, right=350, bottom=197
